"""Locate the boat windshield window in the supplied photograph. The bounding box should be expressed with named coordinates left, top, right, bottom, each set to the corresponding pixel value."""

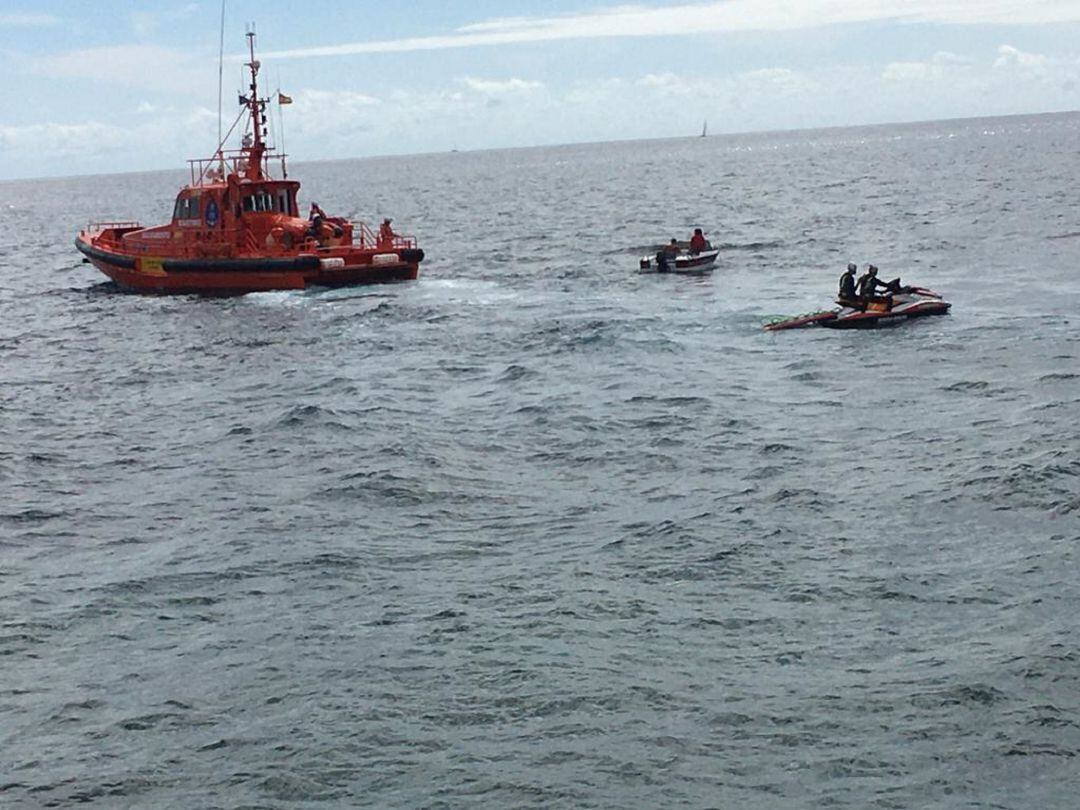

left=173, top=194, right=201, bottom=221
left=243, top=191, right=275, bottom=213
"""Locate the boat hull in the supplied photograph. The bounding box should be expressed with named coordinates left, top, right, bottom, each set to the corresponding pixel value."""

left=639, top=248, right=719, bottom=273
left=820, top=300, right=950, bottom=329
left=76, top=236, right=420, bottom=295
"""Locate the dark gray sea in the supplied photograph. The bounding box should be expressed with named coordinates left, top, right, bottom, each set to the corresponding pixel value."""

left=2, top=112, right=1079, bottom=809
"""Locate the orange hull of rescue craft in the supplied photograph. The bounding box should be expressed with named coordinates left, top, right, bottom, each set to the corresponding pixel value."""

left=75, top=31, right=423, bottom=296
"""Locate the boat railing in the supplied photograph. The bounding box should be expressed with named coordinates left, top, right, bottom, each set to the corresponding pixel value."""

left=349, top=220, right=417, bottom=251
left=352, top=220, right=376, bottom=248
left=99, top=227, right=261, bottom=258
left=188, top=149, right=287, bottom=186
left=90, top=221, right=417, bottom=259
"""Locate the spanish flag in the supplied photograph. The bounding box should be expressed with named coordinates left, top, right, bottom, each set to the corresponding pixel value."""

left=278, top=91, right=293, bottom=105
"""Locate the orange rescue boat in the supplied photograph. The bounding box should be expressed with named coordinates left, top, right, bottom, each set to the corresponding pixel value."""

left=75, top=31, right=423, bottom=295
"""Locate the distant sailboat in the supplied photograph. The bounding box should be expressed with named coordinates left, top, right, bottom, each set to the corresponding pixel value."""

left=700, top=120, right=707, bottom=138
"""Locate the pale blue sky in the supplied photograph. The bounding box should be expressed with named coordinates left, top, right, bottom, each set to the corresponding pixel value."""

left=2, top=1, right=1080, bottom=179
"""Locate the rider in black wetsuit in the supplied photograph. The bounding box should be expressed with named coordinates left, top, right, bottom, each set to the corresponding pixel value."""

left=857, top=265, right=903, bottom=307
left=838, top=263, right=857, bottom=301
left=856, top=265, right=885, bottom=296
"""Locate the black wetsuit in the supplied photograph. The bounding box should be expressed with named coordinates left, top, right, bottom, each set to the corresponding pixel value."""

left=838, top=271, right=856, bottom=300
left=856, top=273, right=884, bottom=297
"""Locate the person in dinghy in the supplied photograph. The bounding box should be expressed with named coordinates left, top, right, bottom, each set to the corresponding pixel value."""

left=655, top=238, right=679, bottom=272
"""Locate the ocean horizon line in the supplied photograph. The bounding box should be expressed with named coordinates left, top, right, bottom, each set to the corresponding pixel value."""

left=2, top=107, right=1076, bottom=185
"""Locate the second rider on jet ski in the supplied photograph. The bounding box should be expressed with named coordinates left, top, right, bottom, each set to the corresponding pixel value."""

left=856, top=265, right=901, bottom=304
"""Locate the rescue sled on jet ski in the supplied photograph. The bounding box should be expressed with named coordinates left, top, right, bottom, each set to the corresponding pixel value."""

left=764, top=285, right=950, bottom=331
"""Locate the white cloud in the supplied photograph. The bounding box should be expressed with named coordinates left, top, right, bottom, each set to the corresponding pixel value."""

left=296, top=88, right=381, bottom=108
left=883, top=51, right=972, bottom=81
left=742, top=68, right=798, bottom=81
left=131, top=5, right=199, bottom=38
left=461, top=77, right=543, bottom=94
left=282, top=89, right=382, bottom=140
left=635, top=71, right=702, bottom=97
left=456, top=15, right=561, bottom=35
left=638, top=72, right=684, bottom=89
left=564, top=78, right=626, bottom=106
left=994, top=44, right=1049, bottom=72
left=633, top=67, right=814, bottom=101
left=0, top=12, right=59, bottom=26
left=0, top=121, right=129, bottom=156
left=255, top=1, right=1080, bottom=60
left=34, top=44, right=212, bottom=95
left=0, top=104, right=225, bottom=179
left=739, top=67, right=813, bottom=95
left=882, top=61, right=935, bottom=82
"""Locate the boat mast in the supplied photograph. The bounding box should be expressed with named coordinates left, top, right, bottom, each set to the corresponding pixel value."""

left=216, top=0, right=226, bottom=175
left=243, top=25, right=266, bottom=180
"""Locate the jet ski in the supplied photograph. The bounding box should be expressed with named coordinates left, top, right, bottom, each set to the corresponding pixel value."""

left=765, top=285, right=950, bottom=331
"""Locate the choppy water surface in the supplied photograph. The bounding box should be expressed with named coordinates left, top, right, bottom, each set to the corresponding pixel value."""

left=2, top=113, right=1079, bottom=808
